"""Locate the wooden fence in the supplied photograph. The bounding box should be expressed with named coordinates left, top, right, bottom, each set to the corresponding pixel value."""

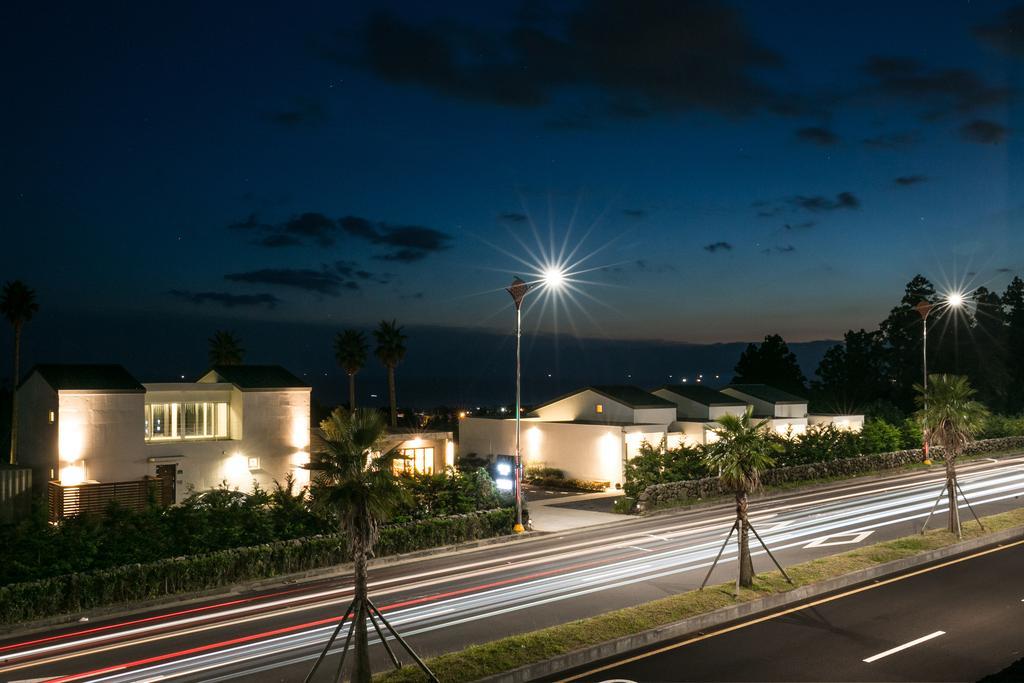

left=0, top=467, right=32, bottom=524
left=48, top=478, right=160, bottom=522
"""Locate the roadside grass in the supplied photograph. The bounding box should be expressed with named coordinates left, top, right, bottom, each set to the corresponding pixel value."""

left=374, top=506, right=1024, bottom=682
left=635, top=448, right=1023, bottom=516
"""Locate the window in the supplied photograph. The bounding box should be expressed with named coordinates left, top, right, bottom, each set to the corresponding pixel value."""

left=395, top=447, right=435, bottom=474
left=146, top=401, right=229, bottom=441
left=595, top=403, right=604, bottom=414
left=247, top=457, right=261, bottom=470
left=48, top=410, right=55, bottom=424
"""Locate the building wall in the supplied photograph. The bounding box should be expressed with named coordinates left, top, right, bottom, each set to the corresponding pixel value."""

left=808, top=414, right=865, bottom=431
left=634, top=407, right=678, bottom=424
left=459, top=417, right=625, bottom=485
left=15, top=373, right=59, bottom=485
left=533, top=389, right=635, bottom=422
left=58, top=391, right=147, bottom=485
left=775, top=403, right=808, bottom=418
left=721, top=389, right=774, bottom=416
left=708, top=404, right=748, bottom=420
left=652, top=390, right=710, bottom=419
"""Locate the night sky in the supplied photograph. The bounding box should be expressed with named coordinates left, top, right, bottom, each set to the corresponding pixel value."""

left=3, top=1, right=1023, bottom=405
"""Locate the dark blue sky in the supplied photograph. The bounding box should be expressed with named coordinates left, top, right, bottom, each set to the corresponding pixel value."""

left=3, top=1, right=1022, bottom=356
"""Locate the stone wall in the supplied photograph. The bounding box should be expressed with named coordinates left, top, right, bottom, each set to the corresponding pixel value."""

left=636, top=436, right=1024, bottom=511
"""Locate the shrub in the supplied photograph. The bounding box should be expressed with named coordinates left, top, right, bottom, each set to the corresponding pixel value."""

left=859, top=419, right=903, bottom=454
left=772, top=424, right=860, bottom=467
left=528, top=477, right=607, bottom=492
left=623, top=438, right=708, bottom=501
left=0, top=508, right=515, bottom=625
left=979, top=414, right=1024, bottom=439
left=391, top=468, right=503, bottom=521
left=525, top=466, right=564, bottom=480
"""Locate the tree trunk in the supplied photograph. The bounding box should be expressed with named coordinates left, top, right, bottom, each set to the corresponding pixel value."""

left=945, top=451, right=961, bottom=537
left=348, top=372, right=357, bottom=412
left=9, top=324, right=21, bottom=465
left=351, top=518, right=372, bottom=683
left=736, top=491, right=754, bottom=588
left=387, top=366, right=397, bottom=428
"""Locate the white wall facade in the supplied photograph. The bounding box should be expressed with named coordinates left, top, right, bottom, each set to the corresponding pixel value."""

left=18, top=377, right=310, bottom=504
left=808, top=414, right=865, bottom=431
left=533, top=389, right=633, bottom=422
left=460, top=417, right=627, bottom=485
left=15, top=373, right=60, bottom=484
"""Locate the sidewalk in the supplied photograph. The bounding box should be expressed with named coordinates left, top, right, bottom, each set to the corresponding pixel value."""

left=527, top=489, right=625, bottom=532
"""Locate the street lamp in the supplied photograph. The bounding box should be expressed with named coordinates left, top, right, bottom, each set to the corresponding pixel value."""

left=914, top=292, right=965, bottom=463
left=507, top=277, right=531, bottom=534
left=506, top=271, right=564, bottom=533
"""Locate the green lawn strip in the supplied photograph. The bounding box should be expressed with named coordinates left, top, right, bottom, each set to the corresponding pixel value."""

left=375, top=506, right=1024, bottom=683
left=637, top=448, right=1023, bottom=515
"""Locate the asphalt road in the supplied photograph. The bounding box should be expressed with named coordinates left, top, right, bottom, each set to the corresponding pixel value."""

left=555, top=539, right=1024, bottom=682
left=2, top=455, right=1024, bottom=682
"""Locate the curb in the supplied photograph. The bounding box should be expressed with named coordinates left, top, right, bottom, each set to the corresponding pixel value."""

left=480, top=524, right=1024, bottom=683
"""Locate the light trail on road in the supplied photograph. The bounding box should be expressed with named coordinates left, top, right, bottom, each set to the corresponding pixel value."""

left=2, top=456, right=1022, bottom=683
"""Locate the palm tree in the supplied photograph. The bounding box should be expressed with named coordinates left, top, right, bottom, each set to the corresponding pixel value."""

left=335, top=329, right=368, bottom=411
left=306, top=408, right=410, bottom=682
left=208, top=330, right=244, bottom=366
left=915, top=374, right=990, bottom=537
left=373, top=320, right=407, bottom=428
left=1, top=280, right=39, bottom=465
left=704, top=408, right=778, bottom=588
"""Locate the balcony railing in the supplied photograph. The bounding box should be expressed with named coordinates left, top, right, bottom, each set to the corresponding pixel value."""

left=48, top=478, right=162, bottom=522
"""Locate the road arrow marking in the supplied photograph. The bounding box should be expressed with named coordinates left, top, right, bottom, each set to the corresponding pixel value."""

left=805, top=530, right=874, bottom=548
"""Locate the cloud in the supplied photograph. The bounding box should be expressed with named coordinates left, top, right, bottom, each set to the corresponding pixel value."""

left=229, top=211, right=453, bottom=261
left=960, top=119, right=1008, bottom=144
left=225, top=267, right=348, bottom=295
left=774, top=244, right=796, bottom=253
left=343, top=1, right=796, bottom=119
left=789, top=192, right=860, bottom=212
left=622, top=209, right=648, bottom=218
left=996, top=267, right=1013, bottom=273
left=783, top=221, right=816, bottom=231
left=283, top=212, right=339, bottom=246
left=167, top=290, right=280, bottom=308
left=795, top=126, right=839, bottom=146
left=862, top=131, right=920, bottom=149
left=703, top=241, right=733, bottom=253
left=861, top=56, right=1012, bottom=120
left=498, top=212, right=529, bottom=223
left=267, top=99, right=328, bottom=127
left=894, top=174, right=928, bottom=187
left=340, top=216, right=453, bottom=261
left=975, top=6, right=1024, bottom=57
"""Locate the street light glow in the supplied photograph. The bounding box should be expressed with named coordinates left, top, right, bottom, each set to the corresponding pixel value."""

left=946, top=291, right=964, bottom=308
left=542, top=266, right=565, bottom=289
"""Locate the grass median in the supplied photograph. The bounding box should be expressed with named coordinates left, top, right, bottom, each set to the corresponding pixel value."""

left=374, top=506, right=1024, bottom=682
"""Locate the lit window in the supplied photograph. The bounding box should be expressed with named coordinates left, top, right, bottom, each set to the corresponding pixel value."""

left=595, top=403, right=604, bottom=414
left=395, top=447, right=435, bottom=474
left=145, top=401, right=229, bottom=441
left=48, top=410, right=55, bottom=424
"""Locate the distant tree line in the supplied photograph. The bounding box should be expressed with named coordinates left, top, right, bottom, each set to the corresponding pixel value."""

left=730, top=274, right=1024, bottom=418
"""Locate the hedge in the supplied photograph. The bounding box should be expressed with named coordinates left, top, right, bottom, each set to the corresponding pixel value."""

left=637, top=436, right=1024, bottom=511
left=0, top=507, right=515, bottom=625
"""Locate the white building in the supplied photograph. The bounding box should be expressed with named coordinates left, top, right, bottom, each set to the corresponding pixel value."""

left=721, top=383, right=864, bottom=435
left=17, top=364, right=312, bottom=514
left=459, top=383, right=863, bottom=489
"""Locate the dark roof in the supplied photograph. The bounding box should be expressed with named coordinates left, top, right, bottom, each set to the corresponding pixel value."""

left=725, top=384, right=807, bottom=404
left=656, top=384, right=747, bottom=406
left=26, top=364, right=145, bottom=392
left=204, top=365, right=309, bottom=390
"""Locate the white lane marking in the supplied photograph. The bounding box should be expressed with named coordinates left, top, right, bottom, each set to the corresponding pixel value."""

left=805, top=530, right=874, bottom=548
left=628, top=546, right=653, bottom=553
left=863, top=630, right=945, bottom=663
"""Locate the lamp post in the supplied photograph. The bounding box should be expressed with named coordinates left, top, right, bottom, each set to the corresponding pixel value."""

left=914, top=300, right=933, bottom=462
left=507, top=277, right=531, bottom=534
